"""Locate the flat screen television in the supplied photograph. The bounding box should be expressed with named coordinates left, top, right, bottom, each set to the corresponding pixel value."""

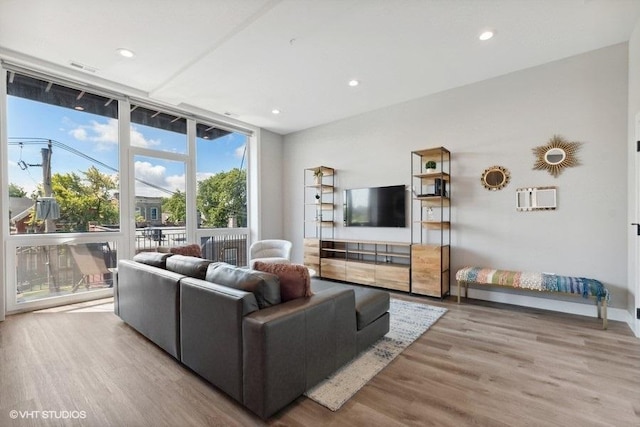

left=344, top=185, right=406, bottom=227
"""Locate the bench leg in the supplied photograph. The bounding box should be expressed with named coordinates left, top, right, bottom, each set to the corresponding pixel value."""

left=596, top=299, right=608, bottom=330
left=457, top=281, right=469, bottom=304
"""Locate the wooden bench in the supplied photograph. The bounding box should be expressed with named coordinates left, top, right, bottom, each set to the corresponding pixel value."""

left=455, top=267, right=610, bottom=329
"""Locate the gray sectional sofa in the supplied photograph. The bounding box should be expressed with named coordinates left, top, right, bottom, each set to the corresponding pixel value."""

left=114, top=252, right=390, bottom=419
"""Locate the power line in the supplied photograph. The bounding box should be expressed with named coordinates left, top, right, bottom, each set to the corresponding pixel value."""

left=8, top=137, right=176, bottom=196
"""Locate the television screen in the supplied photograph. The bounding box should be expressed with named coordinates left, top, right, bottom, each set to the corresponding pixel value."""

left=344, top=185, right=406, bottom=227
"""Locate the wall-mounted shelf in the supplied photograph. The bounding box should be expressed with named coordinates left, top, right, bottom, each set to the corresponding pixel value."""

left=516, top=186, right=557, bottom=211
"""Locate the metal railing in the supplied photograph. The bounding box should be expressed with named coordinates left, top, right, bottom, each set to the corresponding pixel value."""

left=134, top=226, right=248, bottom=267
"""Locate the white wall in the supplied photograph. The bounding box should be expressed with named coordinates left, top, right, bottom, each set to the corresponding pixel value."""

left=257, top=129, right=284, bottom=239
left=628, top=18, right=640, bottom=336
left=284, top=43, right=629, bottom=319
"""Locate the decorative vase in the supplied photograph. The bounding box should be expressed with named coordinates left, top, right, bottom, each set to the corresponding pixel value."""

left=427, top=207, right=435, bottom=221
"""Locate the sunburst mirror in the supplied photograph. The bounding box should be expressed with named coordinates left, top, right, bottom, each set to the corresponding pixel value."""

left=533, top=135, right=581, bottom=178
left=481, top=165, right=510, bottom=191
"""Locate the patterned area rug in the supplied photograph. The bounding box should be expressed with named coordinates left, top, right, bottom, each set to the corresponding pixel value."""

left=305, top=298, right=447, bottom=411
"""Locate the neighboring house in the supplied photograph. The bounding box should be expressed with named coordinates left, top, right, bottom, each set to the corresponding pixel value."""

left=8, top=196, right=35, bottom=234
left=134, top=196, right=163, bottom=227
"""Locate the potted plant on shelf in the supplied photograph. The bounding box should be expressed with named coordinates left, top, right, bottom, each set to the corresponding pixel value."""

left=313, top=169, right=324, bottom=185
left=425, top=161, right=437, bottom=173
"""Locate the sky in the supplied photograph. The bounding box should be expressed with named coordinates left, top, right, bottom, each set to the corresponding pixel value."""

left=7, top=96, right=247, bottom=198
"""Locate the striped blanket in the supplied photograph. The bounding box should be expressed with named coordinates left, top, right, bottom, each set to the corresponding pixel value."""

left=455, top=267, right=609, bottom=302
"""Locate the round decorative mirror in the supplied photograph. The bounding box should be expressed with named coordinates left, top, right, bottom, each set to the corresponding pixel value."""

left=533, top=135, right=581, bottom=177
left=544, top=148, right=566, bottom=165
left=481, top=166, right=510, bottom=191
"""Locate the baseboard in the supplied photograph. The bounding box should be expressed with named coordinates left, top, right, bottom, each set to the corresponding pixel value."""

left=457, top=287, right=631, bottom=324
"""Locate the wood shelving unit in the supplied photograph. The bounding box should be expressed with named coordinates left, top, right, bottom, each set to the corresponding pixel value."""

left=319, top=238, right=411, bottom=292
left=303, top=166, right=335, bottom=276
left=411, top=147, right=451, bottom=298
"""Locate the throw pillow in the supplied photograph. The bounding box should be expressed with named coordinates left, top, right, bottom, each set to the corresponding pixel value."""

left=169, top=244, right=202, bottom=258
left=253, top=262, right=312, bottom=302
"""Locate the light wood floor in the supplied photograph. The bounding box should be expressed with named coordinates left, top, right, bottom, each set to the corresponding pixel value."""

left=1, top=295, right=639, bottom=427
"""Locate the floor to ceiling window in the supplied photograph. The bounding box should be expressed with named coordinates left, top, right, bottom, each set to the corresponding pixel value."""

left=5, top=71, right=120, bottom=309
left=2, top=67, right=255, bottom=314
left=129, top=104, right=187, bottom=253
left=195, top=122, right=249, bottom=265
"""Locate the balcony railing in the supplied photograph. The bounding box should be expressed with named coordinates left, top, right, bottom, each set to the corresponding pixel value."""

left=135, top=227, right=248, bottom=266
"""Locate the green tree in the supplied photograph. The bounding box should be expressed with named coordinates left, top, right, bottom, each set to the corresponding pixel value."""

left=197, top=168, right=247, bottom=228
left=51, top=166, right=119, bottom=231
left=162, top=190, right=186, bottom=224
left=8, top=183, right=27, bottom=198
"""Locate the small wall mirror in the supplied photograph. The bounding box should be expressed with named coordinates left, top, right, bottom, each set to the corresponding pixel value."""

left=516, top=186, right=557, bottom=211
left=533, top=135, right=581, bottom=177
left=481, top=166, right=510, bottom=191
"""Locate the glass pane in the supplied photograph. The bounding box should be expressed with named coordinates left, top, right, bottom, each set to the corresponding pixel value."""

left=7, top=73, right=120, bottom=234
left=199, top=233, right=248, bottom=266
left=196, top=123, right=248, bottom=229
left=134, top=155, right=186, bottom=252
left=130, top=104, right=187, bottom=154
left=15, top=242, right=116, bottom=304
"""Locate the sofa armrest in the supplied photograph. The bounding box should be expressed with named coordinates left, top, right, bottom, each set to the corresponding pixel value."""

left=242, top=287, right=357, bottom=419
left=179, top=277, right=259, bottom=403
left=117, top=260, right=183, bottom=359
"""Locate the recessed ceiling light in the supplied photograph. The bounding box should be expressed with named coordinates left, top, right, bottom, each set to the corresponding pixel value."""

left=479, top=30, right=495, bottom=41
left=74, top=106, right=85, bottom=111
left=271, top=109, right=281, bottom=115
left=116, top=48, right=135, bottom=58
left=348, top=79, right=360, bottom=87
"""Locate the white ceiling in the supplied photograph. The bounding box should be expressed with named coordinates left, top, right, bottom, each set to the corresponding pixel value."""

left=1, top=0, right=639, bottom=135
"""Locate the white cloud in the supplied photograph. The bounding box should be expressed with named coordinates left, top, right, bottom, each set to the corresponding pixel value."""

left=68, top=119, right=160, bottom=150
left=196, top=171, right=216, bottom=183
left=70, top=128, right=88, bottom=140
left=90, top=120, right=119, bottom=143
left=235, top=144, right=246, bottom=159
left=130, top=125, right=161, bottom=148
left=166, top=174, right=186, bottom=193
left=134, top=161, right=184, bottom=197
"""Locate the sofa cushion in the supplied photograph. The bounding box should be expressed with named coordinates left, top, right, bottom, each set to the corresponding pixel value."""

left=132, top=251, right=174, bottom=269
left=353, top=288, right=389, bottom=331
left=169, top=244, right=202, bottom=258
left=253, top=262, right=312, bottom=302
left=166, top=255, right=210, bottom=280
left=205, top=263, right=281, bottom=309
left=310, top=278, right=389, bottom=330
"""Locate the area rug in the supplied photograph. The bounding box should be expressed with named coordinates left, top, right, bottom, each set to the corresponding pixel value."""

left=305, top=298, right=447, bottom=411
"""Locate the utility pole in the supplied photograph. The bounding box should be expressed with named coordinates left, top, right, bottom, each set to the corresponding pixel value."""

left=42, top=140, right=54, bottom=233
left=41, top=140, right=58, bottom=291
